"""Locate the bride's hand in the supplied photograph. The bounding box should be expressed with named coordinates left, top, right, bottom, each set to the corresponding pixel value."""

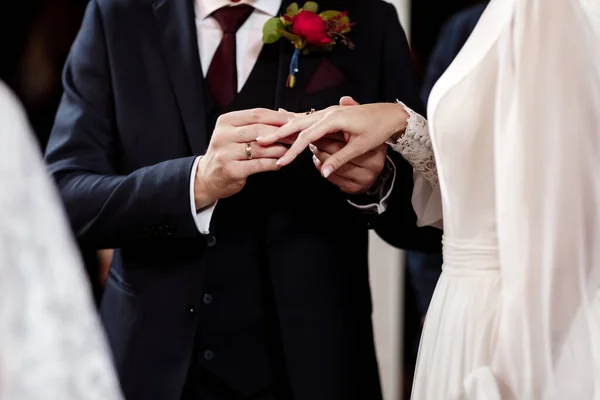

left=256, top=97, right=407, bottom=177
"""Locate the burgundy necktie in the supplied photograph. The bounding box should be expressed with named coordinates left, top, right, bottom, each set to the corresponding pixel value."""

left=206, top=5, right=254, bottom=109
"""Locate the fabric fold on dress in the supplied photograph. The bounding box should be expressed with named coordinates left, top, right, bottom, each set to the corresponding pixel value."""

left=490, top=0, right=600, bottom=396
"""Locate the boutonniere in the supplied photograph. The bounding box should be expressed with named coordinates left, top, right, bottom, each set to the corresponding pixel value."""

left=262, top=1, right=354, bottom=88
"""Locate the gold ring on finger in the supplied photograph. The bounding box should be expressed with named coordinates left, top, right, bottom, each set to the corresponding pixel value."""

left=245, top=142, right=253, bottom=160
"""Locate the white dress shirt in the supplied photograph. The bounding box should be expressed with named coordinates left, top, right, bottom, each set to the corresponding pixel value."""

left=190, top=0, right=394, bottom=234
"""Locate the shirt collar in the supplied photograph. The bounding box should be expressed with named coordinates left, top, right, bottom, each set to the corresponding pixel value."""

left=196, top=0, right=282, bottom=20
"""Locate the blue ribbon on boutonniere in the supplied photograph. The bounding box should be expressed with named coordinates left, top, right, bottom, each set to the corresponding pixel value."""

left=287, top=49, right=301, bottom=88
left=262, top=1, right=354, bottom=88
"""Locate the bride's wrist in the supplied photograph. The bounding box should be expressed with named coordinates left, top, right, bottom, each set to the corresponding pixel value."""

left=386, top=101, right=408, bottom=144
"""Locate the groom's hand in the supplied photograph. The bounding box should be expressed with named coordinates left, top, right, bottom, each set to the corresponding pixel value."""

left=310, top=139, right=388, bottom=194
left=194, top=109, right=292, bottom=209
left=310, top=97, right=388, bottom=194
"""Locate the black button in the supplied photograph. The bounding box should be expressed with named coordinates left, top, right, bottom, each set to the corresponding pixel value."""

left=203, top=293, right=213, bottom=305
left=206, top=235, right=217, bottom=247
left=204, top=350, right=215, bottom=361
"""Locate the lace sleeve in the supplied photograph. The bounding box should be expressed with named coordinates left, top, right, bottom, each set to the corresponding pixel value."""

left=387, top=101, right=438, bottom=187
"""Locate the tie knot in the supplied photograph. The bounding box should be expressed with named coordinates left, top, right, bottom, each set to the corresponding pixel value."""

left=212, top=4, right=254, bottom=34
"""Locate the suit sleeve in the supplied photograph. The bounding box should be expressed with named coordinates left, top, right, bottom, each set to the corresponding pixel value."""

left=421, top=8, right=484, bottom=105
left=420, top=20, right=458, bottom=105
left=45, top=0, right=201, bottom=248
left=371, top=1, right=442, bottom=253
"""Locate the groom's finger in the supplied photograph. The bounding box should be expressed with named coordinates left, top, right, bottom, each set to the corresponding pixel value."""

left=232, top=124, right=281, bottom=143
left=219, top=108, right=294, bottom=128
left=238, top=158, right=281, bottom=177
left=313, top=139, right=383, bottom=168
left=234, top=143, right=287, bottom=160
left=339, top=96, right=360, bottom=107
left=313, top=155, right=362, bottom=193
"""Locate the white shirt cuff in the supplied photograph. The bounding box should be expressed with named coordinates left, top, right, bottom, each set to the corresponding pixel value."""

left=189, top=156, right=217, bottom=234
left=347, top=155, right=396, bottom=215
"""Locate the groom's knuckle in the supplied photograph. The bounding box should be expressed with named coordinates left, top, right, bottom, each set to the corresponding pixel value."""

left=253, top=124, right=263, bottom=138
left=258, top=158, right=272, bottom=171
left=374, top=156, right=385, bottom=171
left=213, top=126, right=231, bottom=144
left=335, top=154, right=347, bottom=165
left=344, top=183, right=360, bottom=194
left=212, top=133, right=224, bottom=147
left=253, top=145, right=265, bottom=158
left=221, top=162, right=235, bottom=178
left=216, top=113, right=230, bottom=126
left=251, top=108, right=264, bottom=121
left=365, top=170, right=377, bottom=182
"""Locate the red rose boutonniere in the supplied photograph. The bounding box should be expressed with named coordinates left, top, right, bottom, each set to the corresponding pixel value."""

left=262, top=1, right=354, bottom=88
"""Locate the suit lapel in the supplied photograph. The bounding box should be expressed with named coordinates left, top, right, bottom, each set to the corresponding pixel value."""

left=152, top=0, right=207, bottom=154
left=274, top=0, right=355, bottom=112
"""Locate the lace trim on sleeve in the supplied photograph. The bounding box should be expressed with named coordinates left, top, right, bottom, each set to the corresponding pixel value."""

left=388, top=101, right=439, bottom=187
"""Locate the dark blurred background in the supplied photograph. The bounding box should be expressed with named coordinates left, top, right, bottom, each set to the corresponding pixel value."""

left=1, top=0, right=88, bottom=149
left=410, top=0, right=482, bottom=78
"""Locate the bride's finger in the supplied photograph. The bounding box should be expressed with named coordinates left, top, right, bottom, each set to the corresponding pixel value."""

left=310, top=144, right=354, bottom=174
left=256, top=112, right=323, bottom=145
left=276, top=133, right=299, bottom=146
left=276, top=117, right=343, bottom=166
left=320, top=139, right=368, bottom=178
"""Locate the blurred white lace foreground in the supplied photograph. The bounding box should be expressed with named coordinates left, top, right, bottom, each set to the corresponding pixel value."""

left=0, top=81, right=123, bottom=400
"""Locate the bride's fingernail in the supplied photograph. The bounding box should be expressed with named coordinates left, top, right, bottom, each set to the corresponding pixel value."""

left=309, top=144, right=317, bottom=152
left=322, top=166, right=333, bottom=178
left=256, top=136, right=264, bottom=141
left=276, top=156, right=286, bottom=166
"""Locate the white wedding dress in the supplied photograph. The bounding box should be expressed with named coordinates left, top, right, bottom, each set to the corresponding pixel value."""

left=0, top=82, right=123, bottom=400
left=390, top=0, right=600, bottom=398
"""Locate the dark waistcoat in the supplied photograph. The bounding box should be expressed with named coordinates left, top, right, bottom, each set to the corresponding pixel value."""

left=185, top=42, right=288, bottom=397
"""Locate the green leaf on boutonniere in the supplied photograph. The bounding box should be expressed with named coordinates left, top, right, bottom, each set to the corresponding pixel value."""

left=321, top=10, right=352, bottom=34
left=286, top=2, right=300, bottom=16
left=302, top=1, right=319, bottom=13
left=278, top=29, right=302, bottom=46
left=319, top=10, right=341, bottom=19
left=262, top=17, right=284, bottom=43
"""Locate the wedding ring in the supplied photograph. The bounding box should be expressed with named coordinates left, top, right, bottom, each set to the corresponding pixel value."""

left=245, top=142, right=253, bottom=160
